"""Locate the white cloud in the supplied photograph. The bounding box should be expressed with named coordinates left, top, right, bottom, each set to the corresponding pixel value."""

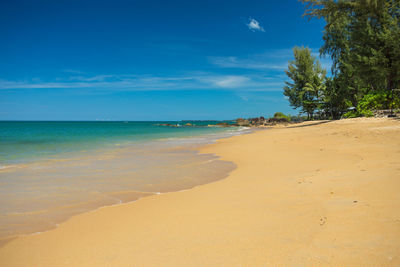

left=247, top=18, right=265, bottom=32
left=210, top=56, right=286, bottom=70
left=209, top=49, right=295, bottom=70
left=204, top=75, right=251, bottom=88
left=210, top=48, right=332, bottom=72
left=0, top=73, right=285, bottom=92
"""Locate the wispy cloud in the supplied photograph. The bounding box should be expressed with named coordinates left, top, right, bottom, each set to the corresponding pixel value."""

left=1, top=49, right=304, bottom=93
left=68, top=75, right=115, bottom=82
left=209, top=49, right=294, bottom=71
left=247, top=18, right=265, bottom=32
left=0, top=73, right=285, bottom=92
left=199, top=75, right=251, bottom=88
left=210, top=56, right=287, bottom=70
left=210, top=48, right=332, bottom=72
left=0, top=76, right=190, bottom=91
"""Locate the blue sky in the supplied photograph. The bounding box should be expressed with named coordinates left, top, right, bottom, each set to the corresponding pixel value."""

left=0, top=0, right=329, bottom=120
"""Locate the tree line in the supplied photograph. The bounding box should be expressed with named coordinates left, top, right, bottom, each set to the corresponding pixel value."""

left=284, top=0, right=400, bottom=119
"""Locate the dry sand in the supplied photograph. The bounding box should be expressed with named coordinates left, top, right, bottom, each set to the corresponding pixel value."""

left=0, top=117, right=399, bottom=266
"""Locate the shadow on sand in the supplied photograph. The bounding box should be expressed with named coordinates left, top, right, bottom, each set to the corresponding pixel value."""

left=286, top=120, right=332, bottom=129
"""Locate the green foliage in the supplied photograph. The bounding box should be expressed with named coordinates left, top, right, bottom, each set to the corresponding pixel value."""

left=274, top=112, right=287, bottom=118
left=358, top=91, right=400, bottom=114
left=273, top=112, right=291, bottom=122
left=320, top=77, right=353, bottom=119
left=283, top=47, right=326, bottom=119
left=292, top=0, right=400, bottom=119
left=289, top=115, right=305, bottom=122
left=342, top=111, right=359, bottom=118
left=358, top=91, right=387, bottom=111
left=343, top=91, right=400, bottom=118
left=343, top=108, right=373, bottom=118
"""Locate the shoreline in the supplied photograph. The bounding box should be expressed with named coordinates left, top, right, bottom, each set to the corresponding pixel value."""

left=0, top=118, right=399, bottom=266
left=0, top=128, right=247, bottom=244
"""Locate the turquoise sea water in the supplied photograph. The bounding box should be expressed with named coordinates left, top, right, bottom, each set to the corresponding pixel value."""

left=0, top=121, right=236, bottom=166
left=0, top=121, right=246, bottom=242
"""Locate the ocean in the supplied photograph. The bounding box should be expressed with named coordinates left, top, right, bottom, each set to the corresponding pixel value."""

left=0, top=121, right=248, bottom=242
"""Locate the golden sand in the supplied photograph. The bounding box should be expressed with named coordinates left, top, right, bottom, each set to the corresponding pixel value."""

left=0, top=117, right=399, bottom=266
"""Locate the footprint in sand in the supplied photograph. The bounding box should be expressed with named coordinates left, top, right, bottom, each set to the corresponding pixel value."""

left=297, top=178, right=313, bottom=184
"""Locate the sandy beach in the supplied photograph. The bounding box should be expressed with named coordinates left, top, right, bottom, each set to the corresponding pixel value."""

left=0, top=117, right=399, bottom=266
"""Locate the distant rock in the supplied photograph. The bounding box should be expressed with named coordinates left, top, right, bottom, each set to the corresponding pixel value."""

left=236, top=117, right=267, bottom=127
left=268, top=117, right=289, bottom=123
left=249, top=116, right=266, bottom=126
left=216, top=122, right=233, bottom=127
left=156, top=123, right=180, bottom=127
left=234, top=115, right=293, bottom=127
left=374, top=109, right=399, bottom=117
left=236, top=118, right=250, bottom=126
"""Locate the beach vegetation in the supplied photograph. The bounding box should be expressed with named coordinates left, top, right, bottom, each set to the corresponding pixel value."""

left=273, top=112, right=291, bottom=121
left=283, top=0, right=400, bottom=119
left=283, top=46, right=326, bottom=120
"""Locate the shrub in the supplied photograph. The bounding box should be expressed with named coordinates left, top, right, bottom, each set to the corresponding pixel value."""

left=343, top=111, right=359, bottom=118
left=273, top=112, right=291, bottom=122
left=273, top=112, right=286, bottom=118
left=357, top=92, right=387, bottom=112
left=342, top=91, right=399, bottom=118
left=288, top=115, right=303, bottom=122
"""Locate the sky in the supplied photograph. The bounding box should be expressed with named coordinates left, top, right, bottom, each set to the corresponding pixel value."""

left=0, top=0, right=329, bottom=121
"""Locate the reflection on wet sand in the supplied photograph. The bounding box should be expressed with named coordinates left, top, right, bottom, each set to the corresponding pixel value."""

left=0, top=138, right=237, bottom=244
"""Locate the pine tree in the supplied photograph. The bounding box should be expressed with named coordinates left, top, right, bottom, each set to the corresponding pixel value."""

left=302, top=0, right=400, bottom=110
left=283, top=47, right=326, bottom=119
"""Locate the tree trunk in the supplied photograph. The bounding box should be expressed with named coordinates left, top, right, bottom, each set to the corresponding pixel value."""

left=387, top=76, right=393, bottom=114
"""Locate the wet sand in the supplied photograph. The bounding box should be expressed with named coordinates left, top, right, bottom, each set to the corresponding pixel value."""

left=0, top=138, right=236, bottom=243
left=0, top=117, right=399, bottom=266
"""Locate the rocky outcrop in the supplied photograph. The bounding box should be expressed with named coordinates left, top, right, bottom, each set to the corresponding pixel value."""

left=374, top=110, right=399, bottom=118
left=236, top=117, right=267, bottom=127
left=267, top=117, right=289, bottom=123
left=249, top=116, right=266, bottom=126
left=236, top=118, right=250, bottom=126
left=216, top=122, right=232, bottom=127
left=234, top=116, right=292, bottom=127
left=156, top=123, right=181, bottom=127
